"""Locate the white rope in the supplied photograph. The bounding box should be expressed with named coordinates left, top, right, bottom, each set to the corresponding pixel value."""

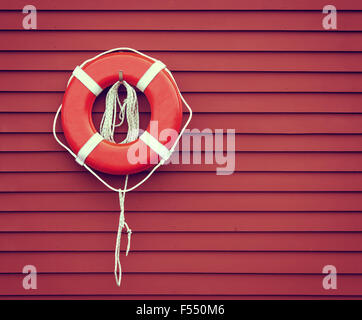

left=114, top=175, right=132, bottom=286
left=101, top=80, right=139, bottom=286
left=52, top=47, right=193, bottom=286
left=100, top=80, right=139, bottom=144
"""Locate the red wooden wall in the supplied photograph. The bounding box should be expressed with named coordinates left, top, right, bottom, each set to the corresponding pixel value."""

left=1, top=0, right=362, bottom=299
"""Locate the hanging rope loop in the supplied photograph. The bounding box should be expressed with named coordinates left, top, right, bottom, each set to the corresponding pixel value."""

left=102, top=81, right=138, bottom=286
left=114, top=175, right=131, bottom=286
left=100, top=79, right=139, bottom=144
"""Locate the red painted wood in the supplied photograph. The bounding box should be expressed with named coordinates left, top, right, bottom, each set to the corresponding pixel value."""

left=4, top=52, right=362, bottom=72
left=1, top=212, right=362, bottom=232
left=2, top=92, right=362, bottom=113
left=1, top=252, right=362, bottom=273
left=2, top=31, right=362, bottom=51
left=1, top=232, right=362, bottom=252
left=2, top=11, right=362, bottom=31
left=3, top=134, right=362, bottom=152
left=1, top=0, right=361, bottom=10
left=2, top=71, right=362, bottom=92
left=1, top=192, right=362, bottom=212
left=1, top=4, right=362, bottom=298
left=3, top=113, right=362, bottom=133
left=2, top=172, right=362, bottom=192
left=1, top=274, right=362, bottom=295
left=2, top=152, right=362, bottom=172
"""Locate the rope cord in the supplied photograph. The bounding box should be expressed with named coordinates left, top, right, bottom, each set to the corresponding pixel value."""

left=100, top=80, right=139, bottom=144
left=114, top=175, right=132, bottom=286
left=102, top=80, right=138, bottom=286
left=52, top=47, right=193, bottom=286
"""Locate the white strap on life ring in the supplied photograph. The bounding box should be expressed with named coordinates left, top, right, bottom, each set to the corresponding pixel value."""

left=139, top=130, right=172, bottom=160
left=75, top=132, right=104, bottom=166
left=73, top=66, right=103, bottom=96
left=136, top=60, right=166, bottom=92
left=137, top=61, right=171, bottom=160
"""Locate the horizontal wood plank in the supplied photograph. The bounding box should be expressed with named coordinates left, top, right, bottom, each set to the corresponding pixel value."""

left=2, top=152, right=362, bottom=172
left=1, top=31, right=362, bottom=51
left=3, top=134, right=362, bottom=152
left=3, top=113, right=362, bottom=133
left=1, top=273, right=362, bottom=295
left=2, top=71, right=362, bottom=92
left=1, top=192, right=362, bottom=211
left=3, top=92, right=362, bottom=113
left=1, top=211, right=362, bottom=232
left=1, top=251, right=361, bottom=273
left=2, top=11, right=362, bottom=31
left=2, top=172, right=362, bottom=192
left=3, top=52, right=362, bottom=72
left=1, top=0, right=361, bottom=10
left=1, top=232, right=362, bottom=251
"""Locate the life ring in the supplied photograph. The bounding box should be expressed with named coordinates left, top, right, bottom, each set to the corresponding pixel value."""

left=61, top=52, right=183, bottom=175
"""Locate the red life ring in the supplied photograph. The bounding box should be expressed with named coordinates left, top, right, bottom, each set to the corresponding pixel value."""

left=61, top=52, right=183, bottom=175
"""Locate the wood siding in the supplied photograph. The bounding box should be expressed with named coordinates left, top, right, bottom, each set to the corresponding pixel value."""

left=0, top=0, right=362, bottom=299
